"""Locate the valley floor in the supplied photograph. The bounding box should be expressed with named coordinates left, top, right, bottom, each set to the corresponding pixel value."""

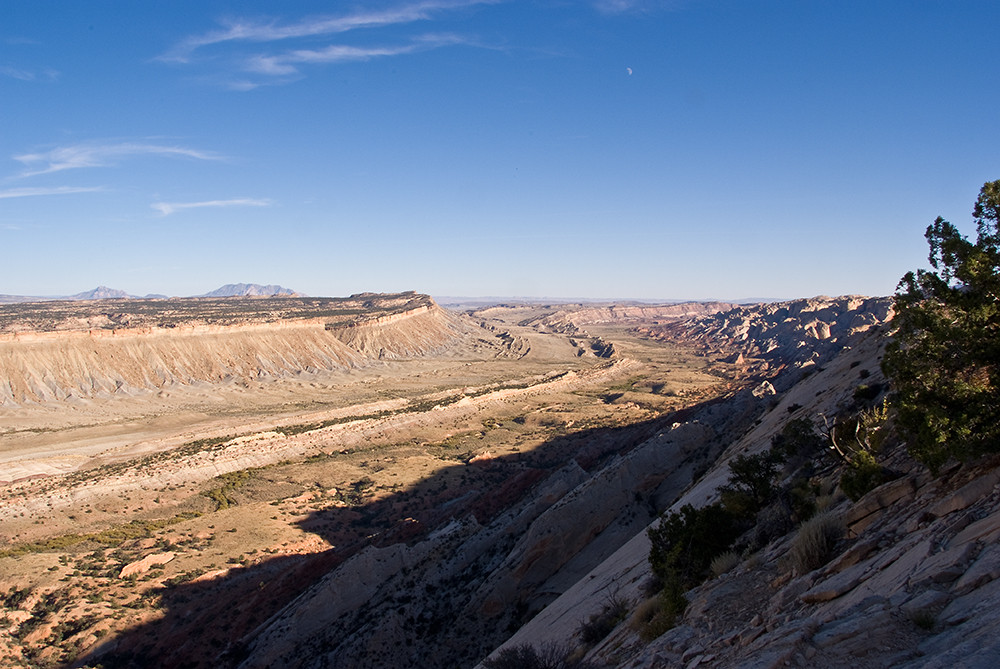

left=0, top=302, right=739, bottom=668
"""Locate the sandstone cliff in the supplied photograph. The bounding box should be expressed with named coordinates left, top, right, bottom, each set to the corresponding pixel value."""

left=0, top=294, right=464, bottom=405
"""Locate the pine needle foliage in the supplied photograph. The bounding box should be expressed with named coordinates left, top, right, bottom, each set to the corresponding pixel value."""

left=882, top=180, right=1000, bottom=471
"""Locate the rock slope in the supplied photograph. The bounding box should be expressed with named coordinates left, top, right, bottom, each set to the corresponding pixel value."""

left=234, top=297, right=901, bottom=668
left=485, top=296, right=1000, bottom=669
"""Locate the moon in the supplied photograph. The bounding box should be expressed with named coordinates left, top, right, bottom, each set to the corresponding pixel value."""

left=626, top=67, right=633, bottom=76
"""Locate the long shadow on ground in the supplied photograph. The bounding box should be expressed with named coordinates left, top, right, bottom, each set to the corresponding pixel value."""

left=77, top=395, right=736, bottom=669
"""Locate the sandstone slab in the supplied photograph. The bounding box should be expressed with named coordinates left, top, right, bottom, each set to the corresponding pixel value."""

left=118, top=551, right=175, bottom=578
left=928, top=469, right=1000, bottom=518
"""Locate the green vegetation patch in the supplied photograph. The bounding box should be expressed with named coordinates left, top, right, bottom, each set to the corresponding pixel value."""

left=0, top=512, right=202, bottom=559
left=202, top=469, right=261, bottom=510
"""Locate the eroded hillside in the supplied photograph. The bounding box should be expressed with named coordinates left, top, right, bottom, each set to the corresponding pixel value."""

left=485, top=297, right=1000, bottom=669
left=7, top=294, right=989, bottom=669
left=0, top=292, right=462, bottom=405
left=0, top=293, right=736, bottom=667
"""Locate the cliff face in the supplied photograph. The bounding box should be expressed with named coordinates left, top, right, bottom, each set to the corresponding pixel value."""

left=325, top=304, right=465, bottom=359
left=0, top=295, right=462, bottom=404
left=637, top=295, right=893, bottom=368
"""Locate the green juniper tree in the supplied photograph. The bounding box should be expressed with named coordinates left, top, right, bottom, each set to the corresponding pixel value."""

left=882, top=180, right=1000, bottom=470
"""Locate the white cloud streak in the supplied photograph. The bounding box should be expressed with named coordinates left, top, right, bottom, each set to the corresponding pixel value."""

left=1, top=65, right=58, bottom=81
left=245, top=33, right=471, bottom=76
left=160, top=1, right=497, bottom=88
left=592, top=0, right=682, bottom=14
left=0, top=186, right=104, bottom=199
left=13, top=142, right=221, bottom=177
left=151, top=198, right=273, bottom=216
left=162, top=0, right=496, bottom=61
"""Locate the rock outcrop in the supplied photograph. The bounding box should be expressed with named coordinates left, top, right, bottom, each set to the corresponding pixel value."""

left=520, top=302, right=737, bottom=333
left=637, top=295, right=892, bottom=373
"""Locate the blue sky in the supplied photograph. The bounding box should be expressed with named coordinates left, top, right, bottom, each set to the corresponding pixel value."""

left=2, top=1, right=998, bottom=300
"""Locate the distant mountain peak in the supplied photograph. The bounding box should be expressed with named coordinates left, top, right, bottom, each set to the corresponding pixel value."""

left=70, top=286, right=132, bottom=300
left=200, top=283, right=303, bottom=298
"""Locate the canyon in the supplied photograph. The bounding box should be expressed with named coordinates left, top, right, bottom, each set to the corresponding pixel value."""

left=0, top=292, right=998, bottom=668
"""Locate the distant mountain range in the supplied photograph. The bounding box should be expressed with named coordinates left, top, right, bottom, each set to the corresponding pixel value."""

left=0, top=284, right=303, bottom=304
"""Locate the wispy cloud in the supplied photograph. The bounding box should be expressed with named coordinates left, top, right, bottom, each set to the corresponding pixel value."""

left=592, top=0, right=682, bottom=14
left=13, top=142, right=221, bottom=177
left=160, top=1, right=497, bottom=88
left=0, top=185, right=104, bottom=199
left=163, top=0, right=495, bottom=61
left=245, top=33, right=472, bottom=78
left=1, top=64, right=58, bottom=82
left=151, top=198, right=273, bottom=216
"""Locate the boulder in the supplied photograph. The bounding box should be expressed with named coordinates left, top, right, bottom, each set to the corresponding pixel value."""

left=844, top=476, right=917, bottom=536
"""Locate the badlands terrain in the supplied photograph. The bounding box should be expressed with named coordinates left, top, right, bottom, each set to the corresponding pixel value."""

left=1, top=292, right=999, bottom=668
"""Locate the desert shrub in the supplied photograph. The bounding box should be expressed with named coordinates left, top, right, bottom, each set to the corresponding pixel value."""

left=646, top=502, right=741, bottom=635
left=648, top=503, right=741, bottom=590
left=2, top=586, right=31, bottom=609
left=710, top=550, right=740, bottom=577
left=747, top=498, right=795, bottom=550
left=840, top=450, right=886, bottom=501
left=629, top=595, right=660, bottom=629
left=577, top=592, right=629, bottom=645
left=719, top=450, right=782, bottom=518
left=630, top=584, right=687, bottom=642
left=481, top=643, right=596, bottom=669
left=787, top=477, right=820, bottom=522
left=882, top=180, right=1000, bottom=471
left=852, top=382, right=883, bottom=405
left=824, top=399, right=892, bottom=500
left=814, top=493, right=837, bottom=513
left=202, top=469, right=258, bottom=510
left=910, top=608, right=937, bottom=631
left=789, top=511, right=843, bottom=574
left=770, top=418, right=824, bottom=460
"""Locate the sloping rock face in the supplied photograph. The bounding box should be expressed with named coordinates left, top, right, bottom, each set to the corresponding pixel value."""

left=604, top=457, right=1000, bottom=669
left=486, top=298, right=1000, bottom=669
left=325, top=303, right=465, bottom=359
left=237, top=418, right=737, bottom=669
left=0, top=322, right=365, bottom=404
left=483, top=307, right=893, bottom=664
